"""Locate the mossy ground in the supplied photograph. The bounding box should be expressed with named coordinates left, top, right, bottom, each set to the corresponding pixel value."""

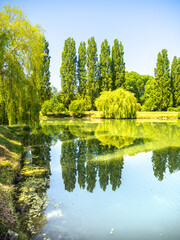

left=0, top=126, right=26, bottom=239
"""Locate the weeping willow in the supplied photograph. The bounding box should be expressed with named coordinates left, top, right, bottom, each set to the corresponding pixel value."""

left=0, top=6, right=45, bottom=125
left=95, top=88, right=137, bottom=119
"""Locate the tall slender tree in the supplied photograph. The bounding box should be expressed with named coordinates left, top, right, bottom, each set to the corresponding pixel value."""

left=171, top=56, right=180, bottom=107
left=60, top=38, right=77, bottom=107
left=39, top=38, right=51, bottom=103
left=111, top=39, right=125, bottom=89
left=154, top=49, right=172, bottom=110
left=100, top=39, right=113, bottom=91
left=87, top=37, right=98, bottom=108
left=77, top=42, right=87, bottom=98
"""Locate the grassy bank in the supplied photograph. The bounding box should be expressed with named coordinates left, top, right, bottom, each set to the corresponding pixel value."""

left=0, top=126, right=25, bottom=239
left=42, top=111, right=180, bottom=120
left=136, top=111, right=179, bottom=119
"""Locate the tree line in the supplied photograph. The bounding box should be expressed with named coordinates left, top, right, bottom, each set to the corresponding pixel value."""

left=60, top=37, right=125, bottom=108
left=60, top=38, right=180, bottom=111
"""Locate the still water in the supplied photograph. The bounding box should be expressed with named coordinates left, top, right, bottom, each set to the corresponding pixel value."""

left=16, top=119, right=180, bottom=240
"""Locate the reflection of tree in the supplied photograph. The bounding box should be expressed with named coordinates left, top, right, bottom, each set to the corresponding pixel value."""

left=110, top=159, right=124, bottom=191
left=168, top=148, right=180, bottom=173
left=77, top=140, right=86, bottom=189
left=98, top=161, right=109, bottom=191
left=152, top=147, right=180, bottom=181
left=152, top=149, right=168, bottom=181
left=95, top=120, right=137, bottom=149
left=60, top=140, right=77, bottom=192
left=86, top=161, right=97, bottom=192
left=60, top=125, right=124, bottom=192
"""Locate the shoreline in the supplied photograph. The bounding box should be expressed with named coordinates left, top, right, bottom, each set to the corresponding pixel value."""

left=41, top=111, right=180, bottom=120
left=0, top=126, right=26, bottom=239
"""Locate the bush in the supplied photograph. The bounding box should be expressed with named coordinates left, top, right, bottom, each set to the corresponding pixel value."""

left=167, top=107, right=180, bottom=112
left=41, top=100, right=53, bottom=116
left=95, top=88, right=137, bottom=119
left=41, top=98, right=66, bottom=116
left=136, top=103, right=141, bottom=111
left=54, top=103, right=66, bottom=112
left=69, top=99, right=90, bottom=116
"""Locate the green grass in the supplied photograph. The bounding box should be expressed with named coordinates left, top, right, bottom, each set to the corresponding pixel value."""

left=136, top=111, right=179, bottom=119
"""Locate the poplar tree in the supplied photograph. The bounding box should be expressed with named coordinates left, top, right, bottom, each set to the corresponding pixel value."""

left=111, top=40, right=125, bottom=89
left=77, top=42, right=87, bottom=98
left=60, top=38, right=77, bottom=107
left=39, top=38, right=51, bottom=103
left=171, top=56, right=180, bottom=107
left=100, top=39, right=112, bottom=91
left=87, top=37, right=98, bottom=108
left=154, top=49, right=172, bottom=110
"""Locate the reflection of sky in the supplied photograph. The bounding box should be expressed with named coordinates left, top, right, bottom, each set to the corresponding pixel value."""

left=38, top=143, right=180, bottom=240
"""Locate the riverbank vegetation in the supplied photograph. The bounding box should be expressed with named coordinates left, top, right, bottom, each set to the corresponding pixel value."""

left=0, top=126, right=26, bottom=239
left=0, top=6, right=51, bottom=126
left=95, top=88, right=137, bottom=119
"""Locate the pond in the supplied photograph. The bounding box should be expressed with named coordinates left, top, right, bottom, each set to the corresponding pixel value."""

left=16, top=119, right=180, bottom=240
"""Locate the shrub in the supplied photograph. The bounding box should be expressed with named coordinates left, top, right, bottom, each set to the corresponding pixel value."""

left=95, top=88, right=137, bottom=119
left=41, top=100, right=53, bottom=116
left=136, top=103, right=141, bottom=111
left=69, top=99, right=89, bottom=116
left=41, top=98, right=66, bottom=116
left=167, top=107, right=180, bottom=112
left=54, top=103, right=66, bottom=112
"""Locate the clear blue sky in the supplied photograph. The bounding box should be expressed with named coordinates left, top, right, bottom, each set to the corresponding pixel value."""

left=1, top=0, right=180, bottom=91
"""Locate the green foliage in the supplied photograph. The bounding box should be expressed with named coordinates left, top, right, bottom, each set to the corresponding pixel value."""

left=111, top=40, right=125, bottom=89
left=142, top=78, right=158, bottom=111
left=100, top=39, right=112, bottom=91
left=95, top=88, right=137, bottom=119
left=77, top=42, right=87, bottom=98
left=17, top=177, right=48, bottom=235
left=41, top=96, right=66, bottom=116
left=60, top=38, right=77, bottom=108
left=0, top=6, right=46, bottom=126
left=124, top=72, right=152, bottom=104
left=69, top=98, right=91, bottom=116
left=171, top=56, right=180, bottom=107
left=39, top=38, right=52, bottom=103
left=154, top=49, right=173, bottom=110
left=87, top=37, right=98, bottom=108
left=167, top=107, right=180, bottom=112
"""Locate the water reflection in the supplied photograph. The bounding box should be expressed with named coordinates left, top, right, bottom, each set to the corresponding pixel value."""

left=60, top=125, right=124, bottom=192
left=152, top=147, right=180, bottom=181
left=16, top=119, right=180, bottom=237
left=58, top=120, right=180, bottom=192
